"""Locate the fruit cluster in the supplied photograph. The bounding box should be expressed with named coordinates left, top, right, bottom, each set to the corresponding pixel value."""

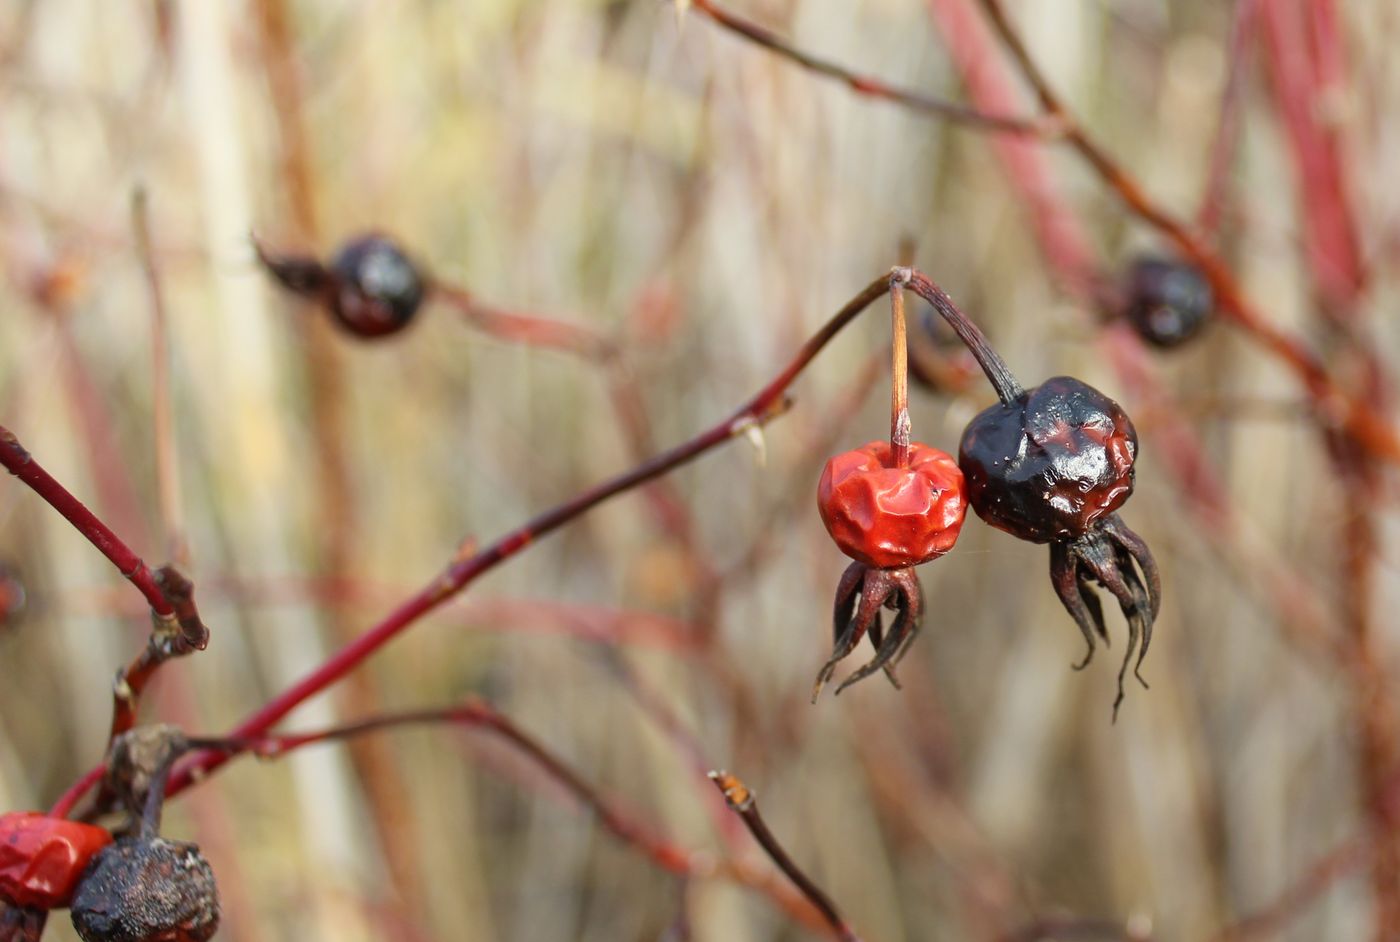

left=813, top=271, right=1160, bottom=717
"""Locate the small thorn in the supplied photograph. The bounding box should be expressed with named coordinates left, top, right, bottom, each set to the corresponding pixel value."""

left=743, top=424, right=767, bottom=466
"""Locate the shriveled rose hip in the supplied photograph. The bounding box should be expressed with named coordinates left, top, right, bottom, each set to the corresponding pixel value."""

left=817, top=440, right=967, bottom=570
left=958, top=376, right=1137, bottom=544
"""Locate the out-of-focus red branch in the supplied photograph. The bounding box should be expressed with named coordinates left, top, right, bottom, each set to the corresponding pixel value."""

left=1208, top=836, right=1369, bottom=942
left=688, top=0, right=1056, bottom=136
left=431, top=282, right=615, bottom=360
left=1257, top=0, right=1365, bottom=316
left=968, top=0, right=1400, bottom=465
left=1194, top=0, right=1262, bottom=237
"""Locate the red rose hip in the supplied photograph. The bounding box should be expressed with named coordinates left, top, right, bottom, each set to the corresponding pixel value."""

left=817, top=440, right=966, bottom=570
left=0, top=812, right=112, bottom=911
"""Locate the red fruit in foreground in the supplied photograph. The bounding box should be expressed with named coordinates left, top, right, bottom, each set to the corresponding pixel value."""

left=817, top=441, right=967, bottom=570
left=0, top=812, right=112, bottom=910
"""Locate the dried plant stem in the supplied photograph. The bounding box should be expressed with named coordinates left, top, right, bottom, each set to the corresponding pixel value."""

left=0, top=426, right=173, bottom=617
left=903, top=270, right=1023, bottom=404
left=688, top=0, right=1054, bottom=136
left=709, top=771, right=865, bottom=942
left=889, top=274, right=911, bottom=467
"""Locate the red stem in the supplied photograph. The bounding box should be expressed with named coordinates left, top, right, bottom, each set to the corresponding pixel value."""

left=0, top=426, right=172, bottom=617
left=688, top=0, right=1054, bottom=136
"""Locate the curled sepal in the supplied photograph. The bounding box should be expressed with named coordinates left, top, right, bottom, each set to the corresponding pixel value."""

left=812, top=562, right=924, bottom=701
left=1049, top=513, right=1161, bottom=720
left=0, top=907, right=46, bottom=942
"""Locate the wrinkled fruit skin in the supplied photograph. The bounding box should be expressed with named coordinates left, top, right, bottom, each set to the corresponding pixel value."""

left=0, top=812, right=112, bottom=910
left=71, top=839, right=219, bottom=942
left=328, top=235, right=425, bottom=338
left=817, top=441, right=967, bottom=570
left=1124, top=256, right=1212, bottom=348
left=959, top=377, right=1137, bottom=544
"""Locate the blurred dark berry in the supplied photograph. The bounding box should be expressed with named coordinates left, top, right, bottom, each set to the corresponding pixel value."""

left=327, top=234, right=425, bottom=338
left=1122, top=256, right=1212, bottom=348
left=71, top=839, right=219, bottom=942
left=958, top=376, right=1137, bottom=544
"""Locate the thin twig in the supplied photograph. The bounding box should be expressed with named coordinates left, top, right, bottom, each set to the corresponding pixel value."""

left=430, top=282, right=615, bottom=361
left=888, top=274, right=911, bottom=467
left=709, top=770, right=864, bottom=942
left=203, top=701, right=694, bottom=875
left=108, top=564, right=210, bottom=741
left=688, top=0, right=1056, bottom=136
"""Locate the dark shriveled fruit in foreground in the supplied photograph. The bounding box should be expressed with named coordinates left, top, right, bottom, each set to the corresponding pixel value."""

left=958, top=376, right=1137, bottom=544
left=959, top=376, right=1160, bottom=718
left=71, top=839, right=219, bottom=942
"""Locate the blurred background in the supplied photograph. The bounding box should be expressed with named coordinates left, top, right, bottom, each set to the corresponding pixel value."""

left=1, top=0, right=1398, bottom=940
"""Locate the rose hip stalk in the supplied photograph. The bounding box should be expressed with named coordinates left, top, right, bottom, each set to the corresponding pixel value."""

left=812, top=276, right=968, bottom=698
left=905, top=270, right=1162, bottom=718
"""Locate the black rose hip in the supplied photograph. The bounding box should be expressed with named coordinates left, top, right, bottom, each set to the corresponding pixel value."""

left=959, top=375, right=1160, bottom=717
left=958, top=376, right=1137, bottom=543
left=255, top=232, right=426, bottom=339
left=72, top=727, right=219, bottom=942
left=71, top=839, right=219, bottom=942
left=327, top=234, right=425, bottom=337
left=1122, top=255, right=1212, bottom=348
